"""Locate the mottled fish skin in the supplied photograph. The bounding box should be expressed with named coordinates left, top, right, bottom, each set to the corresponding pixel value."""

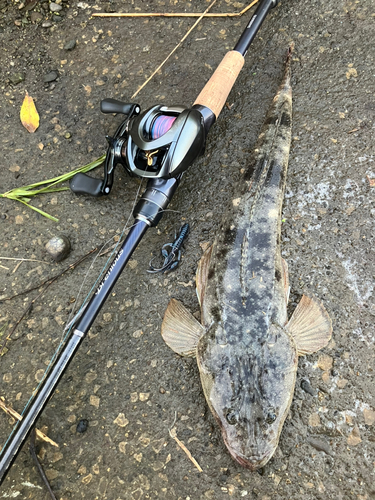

left=197, top=50, right=295, bottom=470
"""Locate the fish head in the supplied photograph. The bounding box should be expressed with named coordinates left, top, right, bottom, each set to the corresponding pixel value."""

left=197, top=323, right=297, bottom=470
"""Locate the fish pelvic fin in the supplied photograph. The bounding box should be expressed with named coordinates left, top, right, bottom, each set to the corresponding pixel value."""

left=286, top=294, right=332, bottom=356
left=161, top=298, right=205, bottom=357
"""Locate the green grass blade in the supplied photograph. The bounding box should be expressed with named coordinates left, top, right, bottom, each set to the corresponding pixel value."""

left=22, top=155, right=105, bottom=191
left=1, top=154, right=105, bottom=221
left=17, top=198, right=59, bottom=222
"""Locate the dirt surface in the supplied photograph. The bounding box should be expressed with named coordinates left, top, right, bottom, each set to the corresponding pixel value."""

left=1, top=0, right=374, bottom=499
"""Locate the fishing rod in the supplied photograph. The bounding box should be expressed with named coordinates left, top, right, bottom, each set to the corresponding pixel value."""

left=0, top=0, right=278, bottom=485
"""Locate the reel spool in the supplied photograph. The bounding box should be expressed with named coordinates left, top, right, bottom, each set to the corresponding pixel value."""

left=70, top=99, right=207, bottom=197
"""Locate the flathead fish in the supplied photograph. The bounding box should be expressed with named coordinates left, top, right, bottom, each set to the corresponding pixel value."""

left=161, top=47, right=332, bottom=470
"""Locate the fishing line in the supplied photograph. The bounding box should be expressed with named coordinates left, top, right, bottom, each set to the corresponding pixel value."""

left=150, top=115, right=177, bottom=139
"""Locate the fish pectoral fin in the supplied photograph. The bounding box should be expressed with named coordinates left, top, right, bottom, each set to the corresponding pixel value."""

left=161, top=298, right=205, bottom=357
left=196, top=245, right=213, bottom=307
left=286, top=294, right=332, bottom=356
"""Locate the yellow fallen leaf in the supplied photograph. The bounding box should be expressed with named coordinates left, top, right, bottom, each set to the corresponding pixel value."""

left=20, top=91, right=40, bottom=133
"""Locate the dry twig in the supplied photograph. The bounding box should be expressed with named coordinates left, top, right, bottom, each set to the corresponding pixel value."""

left=131, top=0, right=217, bottom=98
left=0, top=399, right=58, bottom=447
left=12, top=261, right=23, bottom=274
left=0, top=257, right=49, bottom=263
left=169, top=427, right=203, bottom=473
left=29, top=428, right=58, bottom=500
left=93, top=1, right=259, bottom=18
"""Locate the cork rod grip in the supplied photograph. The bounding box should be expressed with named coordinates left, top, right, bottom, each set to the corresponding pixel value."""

left=193, top=51, right=245, bottom=119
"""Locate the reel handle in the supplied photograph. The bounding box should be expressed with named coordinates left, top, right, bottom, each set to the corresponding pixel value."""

left=69, top=172, right=106, bottom=197
left=100, top=98, right=140, bottom=115
left=70, top=102, right=140, bottom=197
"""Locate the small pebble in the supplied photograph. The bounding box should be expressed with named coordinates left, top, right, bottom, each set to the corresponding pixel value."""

left=85, top=372, right=97, bottom=384
left=9, top=72, right=25, bottom=85
left=51, top=452, right=63, bottom=463
left=43, top=70, right=59, bottom=83
left=301, top=379, right=315, bottom=396
left=45, top=235, right=71, bottom=261
left=45, top=469, right=59, bottom=481
left=363, top=408, right=375, bottom=426
left=308, top=413, right=321, bottom=427
left=347, top=426, right=362, bottom=446
left=130, top=392, right=138, bottom=403
left=82, top=473, right=93, bottom=485
left=30, top=11, right=43, bottom=22
left=317, top=354, right=333, bottom=371
left=336, top=378, right=348, bottom=389
left=35, top=369, right=45, bottom=383
left=307, top=436, right=333, bottom=456
left=64, top=39, right=76, bottom=51
left=42, top=20, right=53, bottom=28
left=49, top=2, right=62, bottom=12
left=113, top=413, right=129, bottom=427
left=76, top=419, right=89, bottom=433
left=89, top=395, right=100, bottom=408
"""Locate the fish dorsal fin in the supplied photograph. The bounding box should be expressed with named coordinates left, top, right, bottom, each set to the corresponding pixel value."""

left=161, top=299, right=205, bottom=357
left=286, top=294, right=332, bottom=356
left=196, top=245, right=213, bottom=308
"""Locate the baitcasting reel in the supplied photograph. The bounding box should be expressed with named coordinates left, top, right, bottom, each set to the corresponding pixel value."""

left=70, top=98, right=209, bottom=197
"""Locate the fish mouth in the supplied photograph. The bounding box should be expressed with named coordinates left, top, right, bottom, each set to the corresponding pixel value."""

left=220, top=423, right=275, bottom=470
left=228, top=447, right=272, bottom=471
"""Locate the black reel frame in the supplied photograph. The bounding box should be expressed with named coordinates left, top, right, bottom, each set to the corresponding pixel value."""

left=70, top=100, right=209, bottom=197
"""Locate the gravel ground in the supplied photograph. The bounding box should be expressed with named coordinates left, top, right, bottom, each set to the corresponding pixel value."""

left=0, top=0, right=374, bottom=499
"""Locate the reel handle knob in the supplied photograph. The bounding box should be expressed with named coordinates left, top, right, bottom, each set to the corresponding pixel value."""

left=70, top=173, right=108, bottom=197
left=100, top=99, right=139, bottom=115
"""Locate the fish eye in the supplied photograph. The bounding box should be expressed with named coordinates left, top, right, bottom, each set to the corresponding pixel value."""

left=266, top=412, right=277, bottom=424
left=225, top=409, right=237, bottom=425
